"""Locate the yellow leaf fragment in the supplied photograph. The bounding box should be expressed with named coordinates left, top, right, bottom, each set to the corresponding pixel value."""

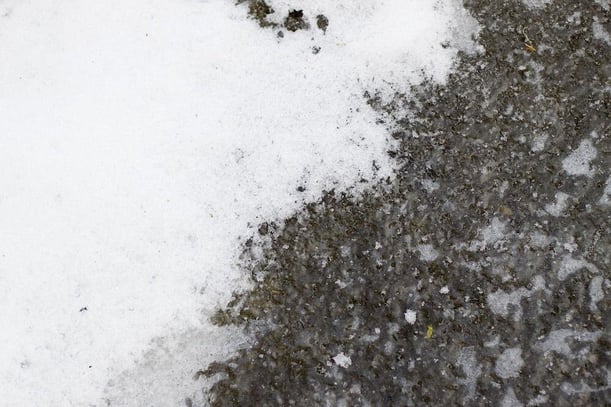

left=425, top=325, right=433, bottom=339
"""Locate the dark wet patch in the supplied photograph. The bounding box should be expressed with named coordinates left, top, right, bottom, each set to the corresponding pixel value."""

left=200, top=0, right=610, bottom=406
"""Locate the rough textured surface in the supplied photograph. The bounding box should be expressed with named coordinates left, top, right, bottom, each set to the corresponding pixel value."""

left=199, top=0, right=610, bottom=406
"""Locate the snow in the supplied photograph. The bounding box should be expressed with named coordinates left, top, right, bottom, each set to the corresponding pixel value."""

left=404, top=309, right=417, bottom=324
left=594, top=0, right=610, bottom=11
left=495, top=347, right=524, bottom=379
left=417, top=243, right=439, bottom=262
left=527, top=394, right=550, bottom=406
left=530, top=134, right=548, bottom=152
left=333, top=352, right=352, bottom=368
left=255, top=0, right=481, bottom=98
left=589, top=276, right=605, bottom=311
left=501, top=388, right=524, bottom=407
left=593, top=18, right=611, bottom=45
left=529, top=231, right=553, bottom=248
left=562, top=139, right=598, bottom=177
left=487, top=276, right=546, bottom=320
left=468, top=217, right=508, bottom=251
left=557, top=255, right=598, bottom=281
left=0, top=0, right=479, bottom=405
left=456, top=347, right=482, bottom=401
left=421, top=178, right=440, bottom=193
left=599, top=175, right=611, bottom=205
left=520, top=0, right=553, bottom=8
left=536, top=329, right=602, bottom=356
left=544, top=192, right=570, bottom=216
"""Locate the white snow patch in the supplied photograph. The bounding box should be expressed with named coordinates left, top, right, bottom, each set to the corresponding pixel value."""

left=560, top=375, right=611, bottom=395
left=487, top=276, right=546, bottom=320
left=417, top=244, right=439, bottom=262
left=594, top=0, right=610, bottom=11
left=593, top=18, right=611, bottom=45
left=562, top=139, right=598, bottom=177
left=599, top=175, right=611, bottom=205
left=404, top=309, right=417, bottom=325
left=335, top=279, right=349, bottom=289
left=495, top=347, right=524, bottom=379
left=468, top=217, right=508, bottom=251
left=102, top=325, right=247, bottom=405
left=562, top=238, right=579, bottom=253
left=0, top=0, right=480, bottom=405
left=439, top=286, right=450, bottom=294
left=544, top=192, right=571, bottom=216
left=485, top=336, right=501, bottom=348
left=536, top=329, right=602, bottom=356
left=333, top=352, right=352, bottom=368
left=557, top=255, right=598, bottom=281
left=567, top=11, right=582, bottom=25
left=529, top=231, right=553, bottom=248
left=421, top=179, right=440, bottom=193
left=456, top=347, right=482, bottom=401
left=530, top=134, right=548, bottom=152
left=520, top=0, right=553, bottom=8
left=589, top=276, right=605, bottom=311
left=260, top=0, right=482, bottom=100
left=527, top=394, right=550, bottom=406
left=501, top=387, right=524, bottom=407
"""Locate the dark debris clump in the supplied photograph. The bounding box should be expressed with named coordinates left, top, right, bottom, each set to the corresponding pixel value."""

left=284, top=9, right=308, bottom=32
left=238, top=0, right=327, bottom=34
left=240, top=0, right=276, bottom=28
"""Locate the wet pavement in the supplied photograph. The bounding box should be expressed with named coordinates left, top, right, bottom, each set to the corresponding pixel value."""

left=198, top=1, right=610, bottom=405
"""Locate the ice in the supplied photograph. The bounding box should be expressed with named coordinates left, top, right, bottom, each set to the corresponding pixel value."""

left=530, top=134, right=548, bottom=152
left=562, top=139, right=598, bottom=177
left=544, top=192, right=571, bottom=216
left=468, top=217, right=508, bottom=251
left=536, top=329, right=602, bottom=356
left=421, top=178, right=440, bottom=193
left=520, top=0, right=553, bottom=8
left=588, top=276, right=605, bottom=311
left=332, top=352, right=352, bottom=368
left=593, top=18, right=611, bottom=45
left=495, top=347, right=524, bottom=379
left=487, top=276, right=546, bottom=320
left=417, top=243, right=439, bottom=262
left=599, top=175, right=611, bottom=205
left=501, top=387, right=524, bottom=407
left=457, top=347, right=482, bottom=401
left=594, top=0, right=610, bottom=11
left=557, top=255, right=598, bottom=281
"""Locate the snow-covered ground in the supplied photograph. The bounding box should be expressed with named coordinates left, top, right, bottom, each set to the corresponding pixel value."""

left=0, top=0, right=478, bottom=405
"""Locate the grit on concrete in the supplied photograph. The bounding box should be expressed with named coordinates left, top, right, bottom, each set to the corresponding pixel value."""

left=198, top=1, right=610, bottom=406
